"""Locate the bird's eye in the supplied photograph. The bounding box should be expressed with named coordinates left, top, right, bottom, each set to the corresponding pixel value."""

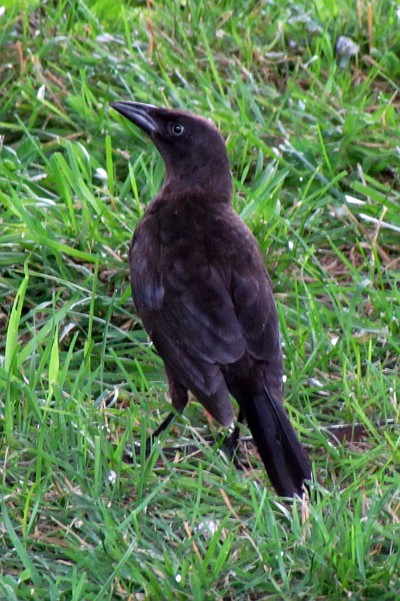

left=170, top=123, right=184, bottom=136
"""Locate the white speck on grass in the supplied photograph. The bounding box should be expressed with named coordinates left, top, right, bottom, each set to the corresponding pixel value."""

left=196, top=520, right=219, bottom=537
left=96, top=33, right=117, bottom=43
left=345, top=194, right=365, bottom=206
left=288, top=240, right=294, bottom=251
left=60, top=322, right=77, bottom=342
left=108, top=470, right=117, bottom=485
left=360, top=278, right=372, bottom=289
left=77, top=142, right=90, bottom=163
left=336, top=36, right=360, bottom=58
left=175, top=574, right=182, bottom=583
left=330, top=336, right=339, bottom=347
left=303, top=55, right=318, bottom=68
left=95, top=167, right=108, bottom=181
left=37, top=85, right=45, bottom=100
left=360, top=214, right=400, bottom=234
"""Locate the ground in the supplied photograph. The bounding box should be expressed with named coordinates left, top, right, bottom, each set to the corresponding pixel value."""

left=0, top=1, right=399, bottom=599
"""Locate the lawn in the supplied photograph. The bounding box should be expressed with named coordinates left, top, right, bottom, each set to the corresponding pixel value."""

left=0, top=0, right=399, bottom=599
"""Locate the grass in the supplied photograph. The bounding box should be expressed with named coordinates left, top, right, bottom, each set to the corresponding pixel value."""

left=0, top=0, right=399, bottom=599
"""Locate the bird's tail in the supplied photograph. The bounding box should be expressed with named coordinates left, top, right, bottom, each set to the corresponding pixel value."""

left=237, top=388, right=311, bottom=497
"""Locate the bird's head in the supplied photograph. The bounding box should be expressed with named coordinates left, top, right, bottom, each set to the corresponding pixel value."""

left=111, top=101, right=232, bottom=201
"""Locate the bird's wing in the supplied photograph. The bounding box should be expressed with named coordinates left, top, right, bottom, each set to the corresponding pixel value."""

left=130, top=213, right=282, bottom=412
left=129, top=225, right=165, bottom=312
left=130, top=226, right=244, bottom=425
left=132, top=242, right=246, bottom=364
left=230, top=265, right=284, bottom=404
left=231, top=267, right=282, bottom=362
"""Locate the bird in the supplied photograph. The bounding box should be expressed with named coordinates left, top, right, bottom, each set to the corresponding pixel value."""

left=110, top=100, right=311, bottom=497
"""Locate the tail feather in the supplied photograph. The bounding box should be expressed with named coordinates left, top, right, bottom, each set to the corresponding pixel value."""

left=237, top=388, right=311, bottom=497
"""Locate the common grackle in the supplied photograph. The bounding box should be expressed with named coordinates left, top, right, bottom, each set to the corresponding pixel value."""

left=111, top=101, right=311, bottom=497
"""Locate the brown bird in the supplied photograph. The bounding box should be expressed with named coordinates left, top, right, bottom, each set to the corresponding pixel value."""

left=111, top=101, right=311, bottom=497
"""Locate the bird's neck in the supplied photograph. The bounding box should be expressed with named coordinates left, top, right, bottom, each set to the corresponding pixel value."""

left=163, top=160, right=233, bottom=204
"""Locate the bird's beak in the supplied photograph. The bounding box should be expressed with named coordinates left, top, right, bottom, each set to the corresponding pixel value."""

left=110, top=101, right=157, bottom=135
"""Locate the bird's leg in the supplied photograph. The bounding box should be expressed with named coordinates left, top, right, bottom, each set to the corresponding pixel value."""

left=223, top=409, right=244, bottom=466
left=142, top=366, right=189, bottom=456
left=144, top=410, right=176, bottom=455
